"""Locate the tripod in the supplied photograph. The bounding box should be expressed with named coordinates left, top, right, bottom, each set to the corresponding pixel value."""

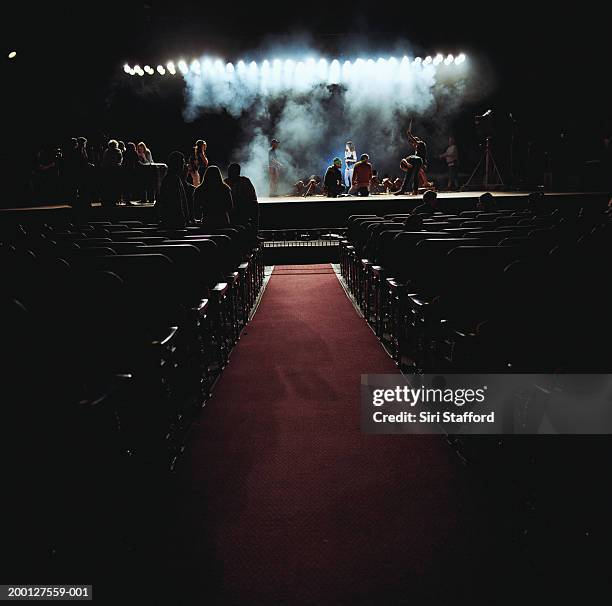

left=462, top=137, right=504, bottom=190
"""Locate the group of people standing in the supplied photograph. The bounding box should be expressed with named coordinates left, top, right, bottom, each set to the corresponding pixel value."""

left=157, top=148, right=259, bottom=235
left=268, top=130, right=460, bottom=199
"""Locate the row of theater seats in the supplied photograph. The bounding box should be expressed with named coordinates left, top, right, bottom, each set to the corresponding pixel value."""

left=2, top=219, right=263, bottom=472
left=340, top=203, right=611, bottom=373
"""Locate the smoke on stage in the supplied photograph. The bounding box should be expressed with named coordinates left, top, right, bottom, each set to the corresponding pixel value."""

left=179, top=41, right=487, bottom=195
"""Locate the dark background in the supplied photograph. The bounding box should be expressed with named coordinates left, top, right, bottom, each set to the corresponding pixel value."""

left=1, top=0, right=609, bottom=199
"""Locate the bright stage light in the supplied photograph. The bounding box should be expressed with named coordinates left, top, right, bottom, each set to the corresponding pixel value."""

left=8, top=51, right=17, bottom=59
left=135, top=52, right=467, bottom=81
left=328, top=58, right=340, bottom=83
left=124, top=63, right=131, bottom=74
left=342, top=60, right=352, bottom=80
left=317, top=58, right=328, bottom=79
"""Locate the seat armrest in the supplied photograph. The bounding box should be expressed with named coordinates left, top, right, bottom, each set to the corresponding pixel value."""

left=78, top=373, right=133, bottom=407
left=212, top=282, right=229, bottom=296
left=197, top=298, right=209, bottom=316
left=152, top=325, right=179, bottom=347
left=225, top=272, right=239, bottom=285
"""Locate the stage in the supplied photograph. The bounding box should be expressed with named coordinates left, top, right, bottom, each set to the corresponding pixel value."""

left=257, top=191, right=608, bottom=229
left=0, top=191, right=607, bottom=230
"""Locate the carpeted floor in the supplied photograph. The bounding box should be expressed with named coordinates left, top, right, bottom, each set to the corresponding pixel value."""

left=167, top=264, right=490, bottom=604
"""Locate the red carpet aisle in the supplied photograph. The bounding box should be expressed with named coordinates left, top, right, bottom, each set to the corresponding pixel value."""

left=169, top=264, right=489, bottom=604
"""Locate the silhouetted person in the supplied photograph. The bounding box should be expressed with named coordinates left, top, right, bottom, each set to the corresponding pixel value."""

left=351, top=153, right=373, bottom=196
left=157, top=151, right=192, bottom=227
left=194, top=140, right=208, bottom=181
left=411, top=189, right=437, bottom=216
left=136, top=141, right=154, bottom=203
left=439, top=136, right=459, bottom=190
left=225, top=162, right=259, bottom=229
left=182, top=160, right=197, bottom=221
left=324, top=157, right=344, bottom=197
left=395, top=128, right=427, bottom=195
left=102, top=139, right=122, bottom=168
left=269, top=139, right=282, bottom=196
left=370, top=169, right=383, bottom=193
left=477, top=191, right=497, bottom=212
left=194, top=165, right=233, bottom=228
left=303, top=175, right=322, bottom=197
left=122, top=142, right=140, bottom=203
left=403, top=214, right=424, bottom=230
left=186, top=156, right=201, bottom=187
left=101, top=139, right=122, bottom=207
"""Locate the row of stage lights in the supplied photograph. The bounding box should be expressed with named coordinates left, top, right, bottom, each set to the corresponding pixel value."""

left=123, top=54, right=466, bottom=77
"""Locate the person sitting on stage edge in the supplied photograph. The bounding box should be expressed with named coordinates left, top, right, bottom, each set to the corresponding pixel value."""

left=411, top=189, right=437, bottom=216
left=370, top=170, right=383, bottom=194
left=350, top=153, right=373, bottom=196
left=225, top=162, right=259, bottom=230
left=303, top=175, right=322, bottom=197
left=324, top=157, right=344, bottom=197
left=194, top=165, right=233, bottom=228
left=293, top=180, right=305, bottom=196
left=157, top=151, right=192, bottom=228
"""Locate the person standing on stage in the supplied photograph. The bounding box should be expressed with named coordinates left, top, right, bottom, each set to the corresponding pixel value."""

left=439, top=136, right=459, bottom=190
left=344, top=141, right=357, bottom=191
left=323, top=157, right=344, bottom=197
left=395, top=129, right=427, bottom=195
left=194, top=139, right=209, bottom=181
left=351, top=153, right=373, bottom=196
left=268, top=139, right=282, bottom=196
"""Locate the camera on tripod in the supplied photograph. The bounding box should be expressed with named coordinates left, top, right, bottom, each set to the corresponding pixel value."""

left=461, top=109, right=504, bottom=191
left=475, top=109, right=495, bottom=138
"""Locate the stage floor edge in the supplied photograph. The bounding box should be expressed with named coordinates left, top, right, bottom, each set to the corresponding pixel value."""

left=1, top=191, right=607, bottom=230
